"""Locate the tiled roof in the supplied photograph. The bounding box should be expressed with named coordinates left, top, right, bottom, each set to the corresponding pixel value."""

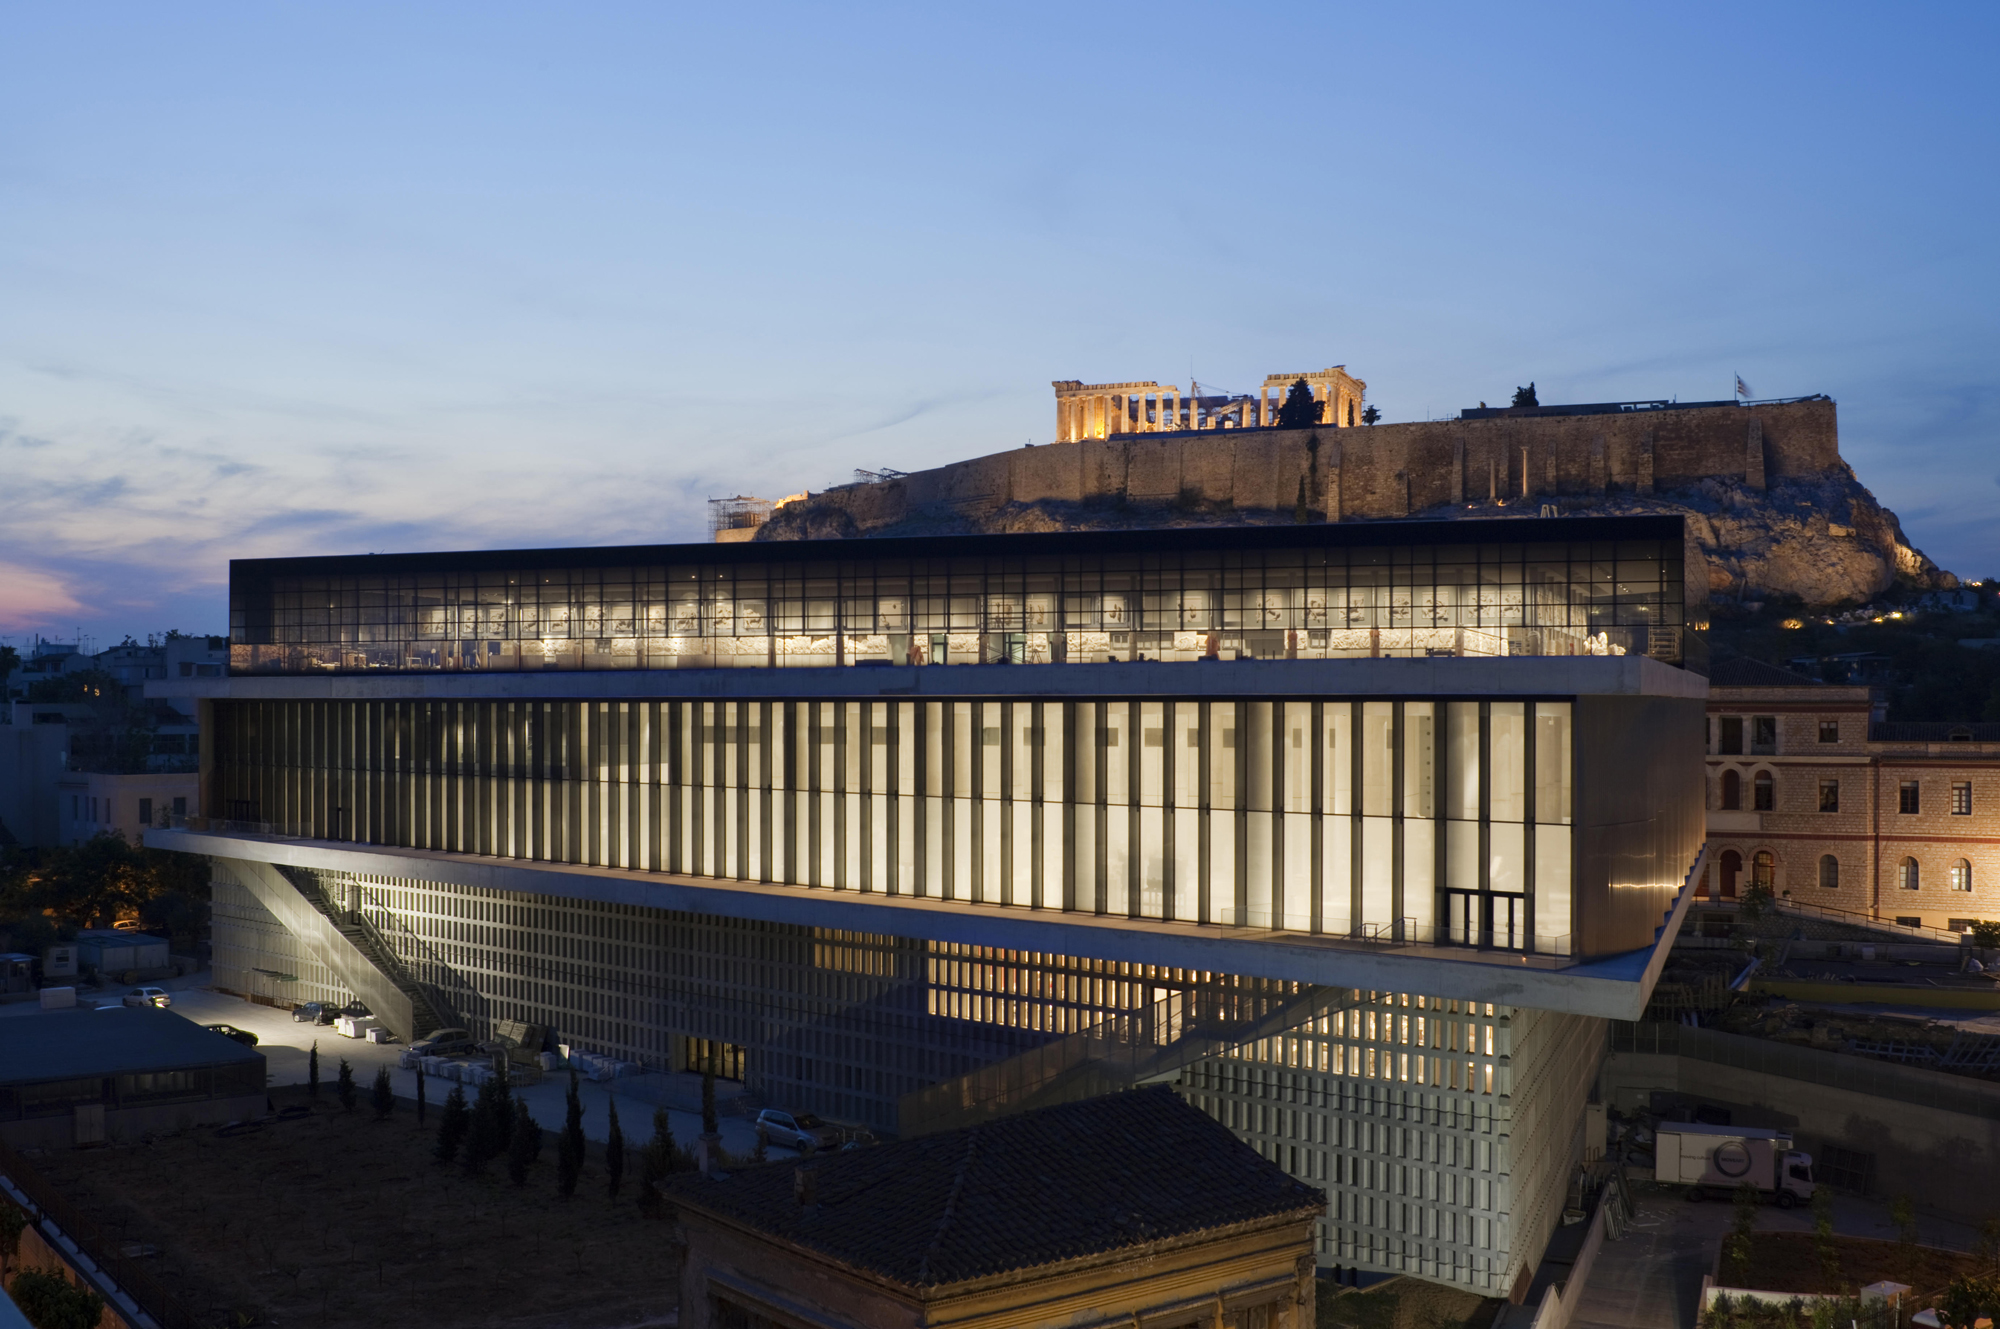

left=1708, top=657, right=1822, bottom=688
left=1871, top=722, right=2000, bottom=743
left=664, top=1086, right=1324, bottom=1289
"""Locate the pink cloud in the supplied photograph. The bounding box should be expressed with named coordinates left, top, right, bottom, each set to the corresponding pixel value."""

left=0, top=563, right=87, bottom=630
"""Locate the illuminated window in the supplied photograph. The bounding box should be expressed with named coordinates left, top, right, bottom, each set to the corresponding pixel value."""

left=1952, top=860, right=1972, bottom=893
left=1900, top=857, right=1920, bottom=891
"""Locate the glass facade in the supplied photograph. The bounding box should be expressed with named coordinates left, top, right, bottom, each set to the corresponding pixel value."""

left=228, top=521, right=1696, bottom=674
left=212, top=695, right=1576, bottom=953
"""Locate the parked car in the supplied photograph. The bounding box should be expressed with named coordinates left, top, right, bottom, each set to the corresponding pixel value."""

left=120, top=986, right=171, bottom=1008
left=204, top=1023, right=260, bottom=1047
left=408, top=1028, right=475, bottom=1057
left=291, top=1001, right=333, bottom=1024
left=755, top=1108, right=840, bottom=1153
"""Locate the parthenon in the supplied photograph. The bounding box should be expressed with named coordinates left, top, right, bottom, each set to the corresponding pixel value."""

left=1052, top=365, right=1366, bottom=442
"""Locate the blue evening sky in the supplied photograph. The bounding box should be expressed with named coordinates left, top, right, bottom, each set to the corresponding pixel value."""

left=2, top=2, right=1995, bottom=644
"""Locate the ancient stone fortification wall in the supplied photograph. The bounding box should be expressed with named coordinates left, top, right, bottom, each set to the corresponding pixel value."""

left=758, top=397, right=1949, bottom=606
left=776, top=399, right=1836, bottom=528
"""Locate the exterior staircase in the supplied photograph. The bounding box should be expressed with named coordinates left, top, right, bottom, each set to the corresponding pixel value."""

left=897, top=981, right=1363, bottom=1137
left=272, top=865, right=452, bottom=1041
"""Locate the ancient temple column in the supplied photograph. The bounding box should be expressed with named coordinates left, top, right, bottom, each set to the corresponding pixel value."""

left=1169, top=390, right=1180, bottom=432
left=1261, top=385, right=1272, bottom=427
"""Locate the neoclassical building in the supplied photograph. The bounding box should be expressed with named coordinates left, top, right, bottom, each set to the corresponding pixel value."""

left=1702, top=658, right=2000, bottom=932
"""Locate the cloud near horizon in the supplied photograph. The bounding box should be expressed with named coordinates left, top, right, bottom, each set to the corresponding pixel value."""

left=0, top=561, right=86, bottom=632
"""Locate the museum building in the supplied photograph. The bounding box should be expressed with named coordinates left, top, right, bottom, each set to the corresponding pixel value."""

left=151, top=515, right=1706, bottom=1297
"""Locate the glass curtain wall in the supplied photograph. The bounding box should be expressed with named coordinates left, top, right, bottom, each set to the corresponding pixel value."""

left=231, top=540, right=1686, bottom=673
left=212, top=696, right=1574, bottom=952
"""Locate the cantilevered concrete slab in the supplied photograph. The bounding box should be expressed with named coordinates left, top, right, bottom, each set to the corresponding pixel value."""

left=148, top=828, right=1699, bottom=1021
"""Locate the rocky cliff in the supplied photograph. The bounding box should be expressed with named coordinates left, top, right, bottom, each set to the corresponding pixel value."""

left=755, top=408, right=1953, bottom=609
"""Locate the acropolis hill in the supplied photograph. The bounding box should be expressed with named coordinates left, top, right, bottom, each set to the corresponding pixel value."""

left=756, top=374, right=1952, bottom=609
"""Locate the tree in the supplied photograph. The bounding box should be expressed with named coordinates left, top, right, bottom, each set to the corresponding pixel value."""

left=642, top=1107, right=676, bottom=1185
left=1275, top=378, right=1322, bottom=430
left=434, top=1084, right=470, bottom=1165
left=1940, top=1276, right=2000, bottom=1329
left=507, top=1101, right=542, bottom=1187
left=462, top=1070, right=512, bottom=1175
left=1812, top=1179, right=1839, bottom=1288
left=1721, top=1181, right=1760, bottom=1285
left=0, top=644, right=19, bottom=699
left=1511, top=383, right=1539, bottom=409
left=335, top=1058, right=356, bottom=1112
left=1893, top=1194, right=1920, bottom=1281
left=8, top=1269, right=105, bottom=1329
left=0, top=1202, right=24, bottom=1280
left=1360, top=405, right=1381, bottom=425
left=416, top=1065, right=427, bottom=1126
left=605, top=1098, right=625, bottom=1198
left=308, top=1040, right=320, bottom=1099
left=371, top=1065, right=394, bottom=1119
left=701, top=1069, right=718, bottom=1137
left=557, top=1069, right=586, bottom=1197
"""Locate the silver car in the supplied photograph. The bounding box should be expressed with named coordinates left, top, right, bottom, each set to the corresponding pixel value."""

left=121, top=986, right=171, bottom=1008
left=755, top=1108, right=839, bottom=1153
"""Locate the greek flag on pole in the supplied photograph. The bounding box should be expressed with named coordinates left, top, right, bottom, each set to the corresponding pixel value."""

left=1735, top=374, right=1752, bottom=399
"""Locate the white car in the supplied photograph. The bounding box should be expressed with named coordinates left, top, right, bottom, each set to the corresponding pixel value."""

left=754, top=1108, right=840, bottom=1153
left=121, top=986, right=171, bottom=1008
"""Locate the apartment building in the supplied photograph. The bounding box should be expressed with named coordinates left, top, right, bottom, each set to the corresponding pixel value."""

left=1703, top=657, right=2000, bottom=931
left=149, top=515, right=1706, bottom=1295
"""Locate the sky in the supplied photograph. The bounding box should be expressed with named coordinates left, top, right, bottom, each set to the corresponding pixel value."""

left=2, top=2, right=1997, bottom=646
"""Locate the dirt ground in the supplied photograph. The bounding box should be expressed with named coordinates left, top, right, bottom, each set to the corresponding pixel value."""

left=1318, top=1275, right=1505, bottom=1329
left=1736, top=1232, right=1988, bottom=1296
left=26, top=1085, right=678, bottom=1329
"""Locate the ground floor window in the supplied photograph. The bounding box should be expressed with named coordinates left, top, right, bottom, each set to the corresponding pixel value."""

left=685, top=1037, right=746, bottom=1081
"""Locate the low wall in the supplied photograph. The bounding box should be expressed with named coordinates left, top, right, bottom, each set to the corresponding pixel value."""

left=0, top=1094, right=266, bottom=1151
left=1604, top=1025, right=2000, bottom=1219
left=0, top=1196, right=135, bottom=1329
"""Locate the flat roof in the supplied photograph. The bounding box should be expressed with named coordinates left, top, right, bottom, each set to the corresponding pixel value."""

left=228, top=513, right=1689, bottom=582
left=0, top=1006, right=265, bottom=1086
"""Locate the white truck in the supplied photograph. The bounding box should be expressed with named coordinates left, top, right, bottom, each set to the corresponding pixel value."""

left=1653, top=1123, right=1816, bottom=1207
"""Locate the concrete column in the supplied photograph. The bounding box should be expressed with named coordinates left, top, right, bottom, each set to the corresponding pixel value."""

left=1745, top=418, right=1765, bottom=490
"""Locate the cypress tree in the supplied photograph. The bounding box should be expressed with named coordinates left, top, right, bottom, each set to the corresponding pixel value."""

left=335, top=1058, right=356, bottom=1112
left=434, top=1083, right=470, bottom=1165
left=605, top=1098, right=625, bottom=1199
left=307, top=1040, right=320, bottom=1099
left=1275, top=378, right=1322, bottom=429
left=700, top=1069, right=717, bottom=1137
left=557, top=1068, right=586, bottom=1197
left=642, top=1106, right=676, bottom=1184
left=507, top=1100, right=541, bottom=1187
left=416, top=1065, right=427, bottom=1125
left=371, top=1065, right=394, bottom=1119
left=463, top=1074, right=507, bottom=1174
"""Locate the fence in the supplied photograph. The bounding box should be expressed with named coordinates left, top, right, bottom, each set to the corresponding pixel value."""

left=0, top=1131, right=204, bottom=1329
left=1612, top=1022, right=2000, bottom=1122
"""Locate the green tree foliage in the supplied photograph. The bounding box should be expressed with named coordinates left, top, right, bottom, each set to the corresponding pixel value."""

left=605, top=1098, right=625, bottom=1198
left=1722, top=1182, right=1761, bottom=1285
left=434, top=1083, right=470, bottom=1165
left=1511, top=383, right=1539, bottom=409
left=507, top=1100, right=542, bottom=1187
left=8, top=1268, right=105, bottom=1329
left=641, top=1107, right=676, bottom=1185
left=1969, top=922, right=2000, bottom=951
left=416, top=1065, right=427, bottom=1125
left=557, top=1069, right=586, bottom=1197
left=371, top=1065, right=394, bottom=1119
left=1941, top=1276, right=2000, bottom=1329
left=701, top=1069, right=718, bottom=1137
left=462, top=1069, right=513, bottom=1174
left=1811, top=1180, right=1839, bottom=1288
left=1275, top=378, right=1322, bottom=429
left=335, top=1058, right=356, bottom=1112
left=0, top=831, right=210, bottom=936
left=308, top=1040, right=320, bottom=1099
left=0, top=1202, right=25, bottom=1276
left=1360, top=405, right=1381, bottom=425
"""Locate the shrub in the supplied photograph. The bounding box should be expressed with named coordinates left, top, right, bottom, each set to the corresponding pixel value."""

left=8, top=1268, right=105, bottom=1329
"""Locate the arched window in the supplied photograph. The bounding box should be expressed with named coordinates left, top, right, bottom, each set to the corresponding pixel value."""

left=1721, top=770, right=1741, bottom=810
left=1752, top=771, right=1775, bottom=811
left=1952, top=860, right=1973, bottom=892
left=1819, top=854, right=1839, bottom=890
left=1753, top=850, right=1776, bottom=888
left=1900, top=857, right=1920, bottom=891
left=1719, top=850, right=1742, bottom=898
